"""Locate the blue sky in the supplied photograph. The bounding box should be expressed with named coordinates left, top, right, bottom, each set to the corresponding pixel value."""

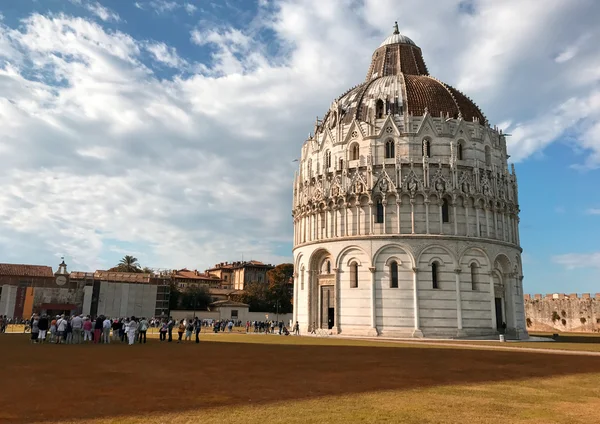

left=0, top=0, right=599, bottom=295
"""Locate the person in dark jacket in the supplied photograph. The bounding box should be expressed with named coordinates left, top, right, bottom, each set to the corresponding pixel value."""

left=194, top=317, right=201, bottom=343
left=37, top=315, right=49, bottom=343
left=94, top=316, right=103, bottom=344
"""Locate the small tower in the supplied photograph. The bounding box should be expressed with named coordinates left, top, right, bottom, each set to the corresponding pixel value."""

left=55, top=257, right=69, bottom=286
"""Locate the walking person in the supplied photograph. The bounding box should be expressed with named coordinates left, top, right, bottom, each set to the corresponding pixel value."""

left=177, top=320, right=185, bottom=343
left=119, top=319, right=126, bottom=343
left=159, top=320, right=167, bottom=342
left=194, top=317, right=201, bottom=343
left=294, top=321, right=300, bottom=336
left=102, top=316, right=111, bottom=344
left=50, top=316, right=58, bottom=343
left=138, top=317, right=148, bottom=344
left=71, top=314, right=83, bottom=344
left=167, top=317, right=174, bottom=342
left=56, top=315, right=68, bottom=344
left=127, top=316, right=138, bottom=345
left=94, top=316, right=103, bottom=344
left=65, top=318, right=73, bottom=344
left=38, top=314, right=49, bottom=343
left=30, top=315, right=39, bottom=344
left=83, top=317, right=93, bottom=342
left=185, top=320, right=193, bottom=342
left=112, top=319, right=120, bottom=342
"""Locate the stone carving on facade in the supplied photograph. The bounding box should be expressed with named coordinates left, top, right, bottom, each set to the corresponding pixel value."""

left=458, top=171, right=474, bottom=195
left=481, top=173, right=491, bottom=197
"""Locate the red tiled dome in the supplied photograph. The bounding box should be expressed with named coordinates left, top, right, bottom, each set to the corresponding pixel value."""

left=328, top=24, right=486, bottom=126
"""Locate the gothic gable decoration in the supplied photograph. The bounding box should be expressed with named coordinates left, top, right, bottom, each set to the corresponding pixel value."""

left=373, top=169, right=396, bottom=195
left=458, top=170, right=474, bottom=195
left=430, top=164, right=450, bottom=194
left=348, top=169, right=368, bottom=195
left=401, top=169, right=422, bottom=195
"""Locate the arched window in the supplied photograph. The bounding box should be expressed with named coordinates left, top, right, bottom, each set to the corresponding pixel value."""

left=376, top=199, right=384, bottom=223
left=389, top=261, right=398, bottom=288
left=326, top=260, right=331, bottom=274
left=376, top=99, right=384, bottom=119
left=423, top=139, right=431, bottom=158
left=485, top=145, right=491, bottom=166
left=442, top=198, right=450, bottom=223
left=432, top=262, right=439, bottom=289
left=326, top=150, right=331, bottom=168
left=457, top=142, right=464, bottom=160
left=350, top=143, right=360, bottom=161
left=385, top=139, right=395, bottom=159
left=470, top=263, right=477, bottom=290
left=350, top=262, right=359, bottom=288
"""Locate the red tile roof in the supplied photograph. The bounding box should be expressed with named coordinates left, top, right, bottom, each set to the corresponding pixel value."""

left=172, top=269, right=221, bottom=280
left=0, top=263, right=54, bottom=278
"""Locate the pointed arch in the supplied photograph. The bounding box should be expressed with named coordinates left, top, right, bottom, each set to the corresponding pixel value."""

left=385, top=139, right=395, bottom=159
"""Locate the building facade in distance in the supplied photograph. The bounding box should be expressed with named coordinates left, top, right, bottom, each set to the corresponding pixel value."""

left=208, top=261, right=274, bottom=290
left=292, top=23, right=527, bottom=339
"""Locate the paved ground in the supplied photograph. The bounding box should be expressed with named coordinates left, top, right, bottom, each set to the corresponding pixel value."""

left=2, top=333, right=600, bottom=423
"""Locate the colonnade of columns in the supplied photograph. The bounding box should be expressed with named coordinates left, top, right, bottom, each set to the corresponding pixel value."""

left=293, top=199, right=520, bottom=246
left=294, top=264, right=513, bottom=336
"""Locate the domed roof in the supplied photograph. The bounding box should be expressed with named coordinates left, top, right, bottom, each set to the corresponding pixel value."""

left=323, top=23, right=486, bottom=127
left=379, top=22, right=416, bottom=47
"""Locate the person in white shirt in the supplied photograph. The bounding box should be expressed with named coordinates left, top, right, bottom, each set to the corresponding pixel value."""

left=71, top=315, right=83, bottom=344
left=102, top=317, right=112, bottom=344
left=127, top=316, right=138, bottom=345
left=56, top=315, right=68, bottom=344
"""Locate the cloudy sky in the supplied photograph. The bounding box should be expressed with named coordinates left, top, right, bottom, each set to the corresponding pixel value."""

left=0, top=0, right=599, bottom=294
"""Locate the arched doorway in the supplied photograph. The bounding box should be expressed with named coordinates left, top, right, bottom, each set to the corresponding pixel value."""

left=308, top=249, right=335, bottom=330
left=493, top=255, right=515, bottom=335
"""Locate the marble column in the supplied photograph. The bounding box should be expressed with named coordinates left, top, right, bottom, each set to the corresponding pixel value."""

left=454, top=268, right=465, bottom=336
left=412, top=267, right=423, bottom=337
left=424, top=199, right=430, bottom=234
left=488, top=272, right=497, bottom=331
left=369, top=267, right=377, bottom=335
left=396, top=200, right=401, bottom=234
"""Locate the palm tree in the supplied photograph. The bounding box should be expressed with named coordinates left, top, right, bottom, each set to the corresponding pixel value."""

left=117, top=255, right=141, bottom=273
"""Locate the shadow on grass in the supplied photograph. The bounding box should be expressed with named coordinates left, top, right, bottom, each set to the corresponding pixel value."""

left=1, top=334, right=599, bottom=423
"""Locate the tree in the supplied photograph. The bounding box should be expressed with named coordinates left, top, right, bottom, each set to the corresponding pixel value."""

left=233, top=263, right=294, bottom=314
left=233, top=282, right=270, bottom=312
left=180, top=286, right=212, bottom=311
left=266, top=263, right=293, bottom=314
left=169, top=282, right=180, bottom=311
left=117, top=255, right=141, bottom=273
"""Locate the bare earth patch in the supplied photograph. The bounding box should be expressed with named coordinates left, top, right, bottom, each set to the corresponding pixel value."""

left=1, top=333, right=599, bottom=424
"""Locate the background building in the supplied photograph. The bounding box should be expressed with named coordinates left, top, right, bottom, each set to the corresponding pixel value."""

left=171, top=268, right=224, bottom=290
left=0, top=260, right=85, bottom=318
left=70, top=270, right=170, bottom=318
left=207, top=260, right=274, bottom=290
left=292, top=23, right=527, bottom=339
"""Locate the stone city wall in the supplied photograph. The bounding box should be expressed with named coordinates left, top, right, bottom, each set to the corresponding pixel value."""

left=524, top=293, right=600, bottom=333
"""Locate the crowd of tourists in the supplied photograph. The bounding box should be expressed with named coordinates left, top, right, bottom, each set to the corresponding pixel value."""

left=4, top=314, right=302, bottom=343
left=26, top=315, right=204, bottom=345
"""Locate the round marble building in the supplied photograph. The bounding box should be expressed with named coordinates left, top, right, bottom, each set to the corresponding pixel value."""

left=291, top=23, right=528, bottom=339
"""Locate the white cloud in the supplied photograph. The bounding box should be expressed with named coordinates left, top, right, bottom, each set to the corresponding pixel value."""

left=86, top=2, right=121, bottom=22
left=148, top=0, right=178, bottom=14
left=586, top=208, right=600, bottom=215
left=1, top=0, right=600, bottom=272
left=145, top=41, right=187, bottom=68
left=184, top=3, right=197, bottom=15
left=553, top=253, right=600, bottom=270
